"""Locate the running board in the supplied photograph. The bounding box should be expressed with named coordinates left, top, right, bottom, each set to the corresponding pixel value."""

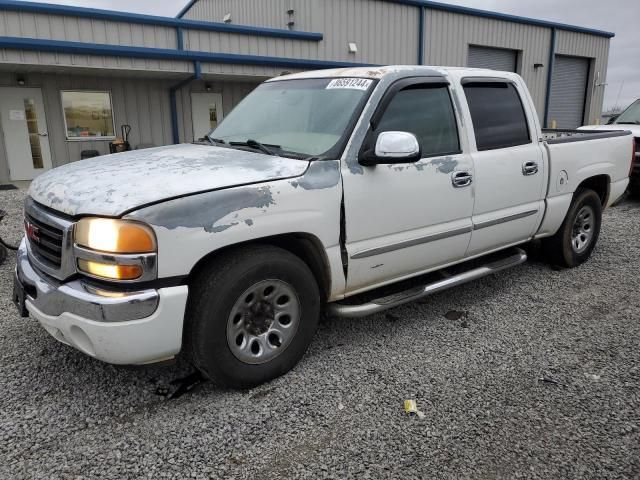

left=327, top=248, right=527, bottom=318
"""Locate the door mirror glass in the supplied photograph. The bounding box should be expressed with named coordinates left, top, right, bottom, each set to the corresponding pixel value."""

left=360, top=131, right=421, bottom=166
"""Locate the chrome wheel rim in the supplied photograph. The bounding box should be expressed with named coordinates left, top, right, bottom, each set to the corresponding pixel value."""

left=226, top=279, right=301, bottom=365
left=571, top=205, right=595, bottom=254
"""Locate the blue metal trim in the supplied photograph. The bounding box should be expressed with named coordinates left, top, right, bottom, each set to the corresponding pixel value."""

left=380, top=0, right=615, bottom=38
left=176, top=0, right=198, bottom=19
left=169, top=61, right=203, bottom=144
left=0, top=36, right=371, bottom=69
left=169, top=89, right=180, bottom=144
left=543, top=29, right=557, bottom=128
left=0, top=0, right=323, bottom=41
left=417, top=6, right=425, bottom=65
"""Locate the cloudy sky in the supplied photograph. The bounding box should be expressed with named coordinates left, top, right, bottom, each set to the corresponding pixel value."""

left=23, top=0, right=639, bottom=111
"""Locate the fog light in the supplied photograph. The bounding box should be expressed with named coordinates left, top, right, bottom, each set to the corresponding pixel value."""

left=77, top=259, right=142, bottom=280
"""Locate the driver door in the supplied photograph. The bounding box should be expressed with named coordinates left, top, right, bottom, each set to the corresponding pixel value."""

left=342, top=80, right=475, bottom=294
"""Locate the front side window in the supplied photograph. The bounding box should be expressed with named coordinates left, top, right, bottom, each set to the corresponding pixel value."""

left=375, top=84, right=460, bottom=157
left=211, top=77, right=374, bottom=158
left=61, top=91, right=115, bottom=140
left=463, top=82, right=531, bottom=151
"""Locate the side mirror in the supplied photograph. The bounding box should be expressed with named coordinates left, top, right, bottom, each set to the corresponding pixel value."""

left=359, top=131, right=421, bottom=166
left=606, top=114, right=619, bottom=125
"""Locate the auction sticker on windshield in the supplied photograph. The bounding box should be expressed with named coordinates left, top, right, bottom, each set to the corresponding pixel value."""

left=326, top=78, right=373, bottom=90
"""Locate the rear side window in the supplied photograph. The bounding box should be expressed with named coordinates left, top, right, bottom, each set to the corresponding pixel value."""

left=376, top=85, right=460, bottom=158
left=463, top=82, right=531, bottom=151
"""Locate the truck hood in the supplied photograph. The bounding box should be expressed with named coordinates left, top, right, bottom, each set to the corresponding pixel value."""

left=580, top=124, right=640, bottom=136
left=29, top=144, right=310, bottom=217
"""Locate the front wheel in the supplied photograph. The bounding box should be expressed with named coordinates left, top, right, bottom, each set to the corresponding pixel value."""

left=184, top=245, right=320, bottom=389
left=542, top=189, right=602, bottom=268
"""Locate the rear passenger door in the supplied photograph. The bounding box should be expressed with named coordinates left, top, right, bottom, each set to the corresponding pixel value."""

left=342, top=79, right=474, bottom=294
left=461, top=79, right=546, bottom=256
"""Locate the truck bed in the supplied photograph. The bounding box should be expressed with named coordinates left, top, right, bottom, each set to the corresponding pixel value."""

left=542, top=128, right=630, bottom=143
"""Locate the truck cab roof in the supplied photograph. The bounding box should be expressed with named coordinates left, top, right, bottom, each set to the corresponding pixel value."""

left=269, top=65, right=520, bottom=82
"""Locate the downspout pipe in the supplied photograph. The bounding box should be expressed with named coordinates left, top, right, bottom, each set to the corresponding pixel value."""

left=170, top=61, right=202, bottom=144
left=543, top=28, right=557, bottom=128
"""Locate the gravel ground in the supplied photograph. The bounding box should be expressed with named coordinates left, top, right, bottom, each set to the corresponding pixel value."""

left=1, top=187, right=639, bottom=479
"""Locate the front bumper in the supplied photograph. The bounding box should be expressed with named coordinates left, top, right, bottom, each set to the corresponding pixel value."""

left=15, top=239, right=189, bottom=365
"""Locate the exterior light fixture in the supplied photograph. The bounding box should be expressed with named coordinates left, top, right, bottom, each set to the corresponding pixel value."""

left=348, top=43, right=358, bottom=54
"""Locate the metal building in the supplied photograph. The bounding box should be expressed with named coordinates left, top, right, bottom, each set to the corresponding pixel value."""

left=0, top=0, right=613, bottom=182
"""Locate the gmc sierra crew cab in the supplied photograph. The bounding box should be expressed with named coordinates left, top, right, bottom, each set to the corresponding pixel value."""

left=13, top=66, right=634, bottom=388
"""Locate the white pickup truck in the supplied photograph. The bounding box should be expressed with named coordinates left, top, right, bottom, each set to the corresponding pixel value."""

left=13, top=66, right=633, bottom=388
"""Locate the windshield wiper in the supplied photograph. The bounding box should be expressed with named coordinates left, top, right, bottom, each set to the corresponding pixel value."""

left=229, top=139, right=280, bottom=156
left=616, top=121, right=640, bottom=125
left=205, top=135, right=226, bottom=145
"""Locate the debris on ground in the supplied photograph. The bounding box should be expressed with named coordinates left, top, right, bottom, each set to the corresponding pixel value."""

left=154, top=371, right=204, bottom=400
left=404, top=399, right=426, bottom=419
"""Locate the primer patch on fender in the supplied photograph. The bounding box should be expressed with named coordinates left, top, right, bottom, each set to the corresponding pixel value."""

left=326, top=78, right=373, bottom=91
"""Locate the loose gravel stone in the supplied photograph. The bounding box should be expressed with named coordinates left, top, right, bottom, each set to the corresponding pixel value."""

left=1, top=187, right=639, bottom=479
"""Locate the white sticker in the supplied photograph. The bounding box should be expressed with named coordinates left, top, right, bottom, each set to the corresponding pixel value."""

left=9, top=110, right=25, bottom=121
left=326, top=78, right=373, bottom=91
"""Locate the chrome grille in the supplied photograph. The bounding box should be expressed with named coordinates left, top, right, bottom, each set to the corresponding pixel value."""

left=24, top=197, right=75, bottom=280
left=25, top=212, right=63, bottom=267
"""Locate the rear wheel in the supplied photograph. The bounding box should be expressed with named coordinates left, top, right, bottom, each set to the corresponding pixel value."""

left=542, top=189, right=602, bottom=268
left=184, top=245, right=320, bottom=389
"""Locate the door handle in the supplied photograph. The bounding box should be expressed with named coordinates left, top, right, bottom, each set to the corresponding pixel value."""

left=522, top=161, right=539, bottom=176
left=451, top=171, right=473, bottom=188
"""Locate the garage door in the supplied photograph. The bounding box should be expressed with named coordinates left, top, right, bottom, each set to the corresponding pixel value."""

left=547, top=55, right=590, bottom=129
left=467, top=45, right=518, bottom=72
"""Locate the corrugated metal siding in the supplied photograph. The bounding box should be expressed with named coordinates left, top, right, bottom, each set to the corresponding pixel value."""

left=183, top=0, right=313, bottom=30
left=548, top=55, right=589, bottom=129
left=200, top=61, right=299, bottom=79
left=467, top=45, right=517, bottom=72
left=424, top=9, right=552, bottom=123
left=0, top=73, right=174, bottom=172
left=0, top=72, right=261, bottom=181
left=175, top=78, right=261, bottom=143
left=0, top=49, right=192, bottom=74
left=556, top=30, right=609, bottom=125
left=0, top=72, right=9, bottom=182
left=0, top=11, right=178, bottom=49
left=183, top=0, right=419, bottom=64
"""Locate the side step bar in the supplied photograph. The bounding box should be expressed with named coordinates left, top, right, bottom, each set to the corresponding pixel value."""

left=327, top=248, right=527, bottom=318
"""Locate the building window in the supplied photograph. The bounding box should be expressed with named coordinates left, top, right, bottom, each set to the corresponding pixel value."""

left=61, top=91, right=115, bottom=140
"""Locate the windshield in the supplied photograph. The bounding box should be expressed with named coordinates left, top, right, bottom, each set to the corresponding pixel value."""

left=210, top=77, right=375, bottom=157
left=614, top=100, right=640, bottom=124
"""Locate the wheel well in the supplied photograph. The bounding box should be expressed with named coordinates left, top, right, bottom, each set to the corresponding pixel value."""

left=187, top=233, right=332, bottom=301
left=576, top=175, right=610, bottom=206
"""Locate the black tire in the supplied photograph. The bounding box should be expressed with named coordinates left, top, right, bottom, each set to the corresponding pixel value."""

left=629, top=182, right=640, bottom=198
left=184, top=244, right=320, bottom=389
left=542, top=189, right=602, bottom=268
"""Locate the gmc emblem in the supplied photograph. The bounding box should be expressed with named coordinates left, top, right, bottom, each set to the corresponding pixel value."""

left=25, top=220, right=40, bottom=244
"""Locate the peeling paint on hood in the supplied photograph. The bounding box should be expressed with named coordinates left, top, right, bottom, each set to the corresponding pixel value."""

left=28, top=144, right=310, bottom=217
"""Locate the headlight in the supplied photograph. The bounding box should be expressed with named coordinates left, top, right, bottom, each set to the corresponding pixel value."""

left=75, top=218, right=156, bottom=253
left=74, top=218, right=157, bottom=281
